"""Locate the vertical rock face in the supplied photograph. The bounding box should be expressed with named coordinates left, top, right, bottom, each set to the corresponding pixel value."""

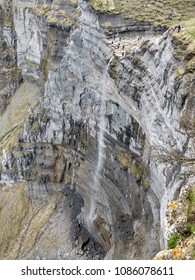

left=0, top=0, right=194, bottom=259
left=116, top=33, right=194, bottom=249
left=0, top=2, right=21, bottom=115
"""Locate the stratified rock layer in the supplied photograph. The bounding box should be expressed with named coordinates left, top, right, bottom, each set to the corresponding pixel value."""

left=0, top=0, right=194, bottom=259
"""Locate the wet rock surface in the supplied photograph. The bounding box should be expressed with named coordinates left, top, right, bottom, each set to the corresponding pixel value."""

left=0, top=0, right=194, bottom=259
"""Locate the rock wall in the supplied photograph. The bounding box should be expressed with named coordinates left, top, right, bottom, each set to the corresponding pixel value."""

left=0, top=0, right=194, bottom=259
left=0, top=3, right=21, bottom=115
left=116, top=31, right=195, bottom=248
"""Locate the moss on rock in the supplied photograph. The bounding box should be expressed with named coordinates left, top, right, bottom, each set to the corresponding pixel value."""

left=33, top=4, right=73, bottom=26
left=116, top=147, right=150, bottom=188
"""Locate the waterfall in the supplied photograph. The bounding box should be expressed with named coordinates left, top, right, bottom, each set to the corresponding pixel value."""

left=86, top=56, right=114, bottom=229
left=71, top=144, right=80, bottom=190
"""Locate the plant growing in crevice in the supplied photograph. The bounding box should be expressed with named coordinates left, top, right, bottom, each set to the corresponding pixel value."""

left=167, top=234, right=182, bottom=249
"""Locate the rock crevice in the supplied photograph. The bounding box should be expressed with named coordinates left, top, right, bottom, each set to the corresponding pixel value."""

left=0, top=0, right=194, bottom=259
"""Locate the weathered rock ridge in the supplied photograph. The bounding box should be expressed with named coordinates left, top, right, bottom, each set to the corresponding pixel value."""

left=0, top=0, right=194, bottom=259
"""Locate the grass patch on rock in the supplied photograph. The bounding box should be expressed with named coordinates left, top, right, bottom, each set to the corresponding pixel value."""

left=90, top=0, right=195, bottom=28
left=0, top=82, right=41, bottom=153
left=172, top=18, right=195, bottom=80
left=167, top=234, right=182, bottom=249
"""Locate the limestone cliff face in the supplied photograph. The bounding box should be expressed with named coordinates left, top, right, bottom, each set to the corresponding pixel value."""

left=0, top=2, right=20, bottom=115
left=0, top=0, right=194, bottom=259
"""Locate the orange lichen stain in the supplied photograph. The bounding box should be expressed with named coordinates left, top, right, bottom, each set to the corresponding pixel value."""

left=168, top=200, right=178, bottom=210
left=172, top=247, right=185, bottom=259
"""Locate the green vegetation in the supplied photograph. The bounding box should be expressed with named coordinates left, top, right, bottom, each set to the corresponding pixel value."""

left=188, top=189, right=195, bottom=202
left=116, top=147, right=150, bottom=188
left=116, top=148, right=143, bottom=181
left=167, top=234, right=182, bottom=249
left=89, top=0, right=195, bottom=27
left=182, top=18, right=195, bottom=40
left=190, top=225, right=195, bottom=233
left=192, top=244, right=195, bottom=259
left=157, top=187, right=195, bottom=259
left=187, top=187, right=195, bottom=228
left=32, top=4, right=73, bottom=26
left=90, top=1, right=195, bottom=75
left=70, top=0, right=78, bottom=7
left=172, top=18, right=195, bottom=81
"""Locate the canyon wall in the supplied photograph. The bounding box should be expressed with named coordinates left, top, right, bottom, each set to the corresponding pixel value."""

left=0, top=0, right=194, bottom=259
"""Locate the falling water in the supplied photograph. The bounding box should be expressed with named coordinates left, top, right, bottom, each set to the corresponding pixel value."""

left=86, top=56, right=114, bottom=228
left=96, top=57, right=114, bottom=174
left=71, top=144, right=80, bottom=189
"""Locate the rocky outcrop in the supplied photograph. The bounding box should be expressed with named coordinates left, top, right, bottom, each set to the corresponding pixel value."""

left=0, top=3, right=21, bottom=115
left=120, top=31, right=195, bottom=247
left=0, top=0, right=194, bottom=259
left=154, top=186, right=195, bottom=260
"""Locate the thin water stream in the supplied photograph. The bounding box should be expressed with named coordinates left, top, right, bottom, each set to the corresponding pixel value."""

left=86, top=56, right=114, bottom=230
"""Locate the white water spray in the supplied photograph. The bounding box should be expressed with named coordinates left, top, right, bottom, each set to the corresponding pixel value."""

left=86, top=56, right=114, bottom=228
left=71, top=144, right=80, bottom=189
